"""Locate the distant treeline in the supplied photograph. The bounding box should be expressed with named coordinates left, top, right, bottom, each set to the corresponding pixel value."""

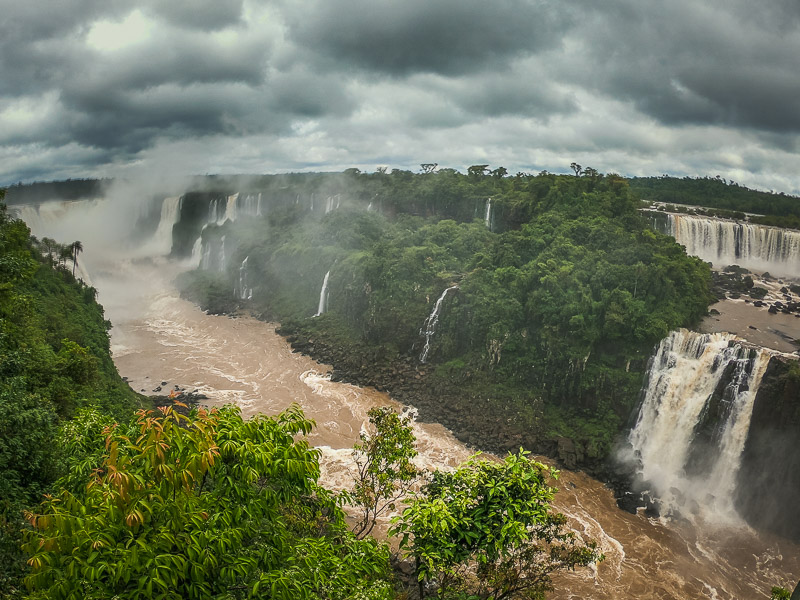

left=630, top=176, right=800, bottom=228
left=3, top=178, right=110, bottom=204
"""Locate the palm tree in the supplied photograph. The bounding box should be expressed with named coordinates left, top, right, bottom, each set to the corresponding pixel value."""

left=41, top=237, right=57, bottom=265
left=71, top=241, right=83, bottom=278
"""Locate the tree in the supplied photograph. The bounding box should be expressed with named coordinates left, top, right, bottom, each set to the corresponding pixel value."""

left=70, top=241, right=83, bottom=278
left=468, top=165, right=490, bottom=178
left=569, top=163, right=582, bottom=176
left=57, top=245, right=72, bottom=270
left=391, top=450, right=602, bottom=599
left=421, top=164, right=438, bottom=174
left=349, top=407, right=419, bottom=539
left=491, top=167, right=508, bottom=178
left=582, top=167, right=598, bottom=179
left=40, top=237, right=57, bottom=266
left=23, top=404, right=394, bottom=600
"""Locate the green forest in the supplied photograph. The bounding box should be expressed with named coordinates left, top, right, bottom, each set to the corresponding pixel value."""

left=0, top=187, right=602, bottom=600
left=630, top=175, right=800, bottom=229
left=177, top=170, right=713, bottom=463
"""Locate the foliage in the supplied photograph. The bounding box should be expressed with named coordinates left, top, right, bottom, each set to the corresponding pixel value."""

left=0, top=196, right=140, bottom=597
left=349, top=407, right=420, bottom=539
left=630, top=176, right=800, bottom=218
left=176, top=170, right=715, bottom=463
left=391, top=450, right=602, bottom=599
left=23, top=403, right=394, bottom=600
left=771, top=586, right=791, bottom=600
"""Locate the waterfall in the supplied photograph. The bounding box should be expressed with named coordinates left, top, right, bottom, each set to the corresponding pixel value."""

left=235, top=256, right=253, bottom=300
left=218, top=236, right=226, bottom=272
left=419, top=285, right=458, bottom=363
left=663, top=213, right=800, bottom=276
left=484, top=198, right=492, bottom=230
left=190, top=237, right=203, bottom=267
left=257, top=193, right=263, bottom=216
left=314, top=270, right=331, bottom=317
left=224, top=194, right=238, bottom=223
left=200, top=239, right=212, bottom=270
left=627, top=329, right=772, bottom=522
left=149, top=197, right=181, bottom=255
left=208, top=197, right=221, bottom=223
left=325, top=196, right=334, bottom=214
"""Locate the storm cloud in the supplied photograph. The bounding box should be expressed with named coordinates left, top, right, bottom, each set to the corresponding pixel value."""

left=1, top=0, right=799, bottom=193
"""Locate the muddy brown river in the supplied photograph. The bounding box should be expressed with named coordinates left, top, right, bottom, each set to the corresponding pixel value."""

left=94, top=258, right=799, bottom=600
left=13, top=198, right=800, bottom=599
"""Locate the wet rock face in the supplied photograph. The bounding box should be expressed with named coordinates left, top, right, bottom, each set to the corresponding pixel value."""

left=736, top=357, right=800, bottom=542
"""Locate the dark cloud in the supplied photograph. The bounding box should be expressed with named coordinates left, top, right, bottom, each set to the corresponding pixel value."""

left=143, top=0, right=245, bottom=31
left=1, top=0, right=799, bottom=193
left=569, top=0, right=800, bottom=133
left=284, top=0, right=569, bottom=76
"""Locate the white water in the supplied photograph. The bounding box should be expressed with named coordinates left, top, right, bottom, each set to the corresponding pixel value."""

left=664, top=213, right=800, bottom=276
left=218, top=235, right=226, bottom=272
left=190, top=236, right=203, bottom=267
left=627, top=329, right=773, bottom=523
left=150, top=197, right=182, bottom=256
left=314, top=270, right=331, bottom=317
left=484, top=197, right=492, bottom=230
left=419, top=285, right=458, bottom=363
left=235, top=256, right=253, bottom=300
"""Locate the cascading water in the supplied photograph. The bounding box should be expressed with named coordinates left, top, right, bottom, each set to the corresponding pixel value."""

left=224, top=194, right=238, bottom=223
left=660, top=213, right=800, bottom=276
left=419, top=285, right=458, bottom=363
left=627, top=329, right=773, bottom=522
left=149, top=197, right=181, bottom=255
left=235, top=256, right=253, bottom=300
left=218, top=235, right=226, bottom=272
left=190, top=237, right=203, bottom=267
left=484, top=198, right=493, bottom=230
left=314, top=270, right=331, bottom=317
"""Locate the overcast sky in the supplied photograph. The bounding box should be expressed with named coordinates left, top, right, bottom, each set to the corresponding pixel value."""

left=2, top=0, right=799, bottom=193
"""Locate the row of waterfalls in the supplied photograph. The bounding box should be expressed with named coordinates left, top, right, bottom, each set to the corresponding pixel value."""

left=648, top=210, right=800, bottom=277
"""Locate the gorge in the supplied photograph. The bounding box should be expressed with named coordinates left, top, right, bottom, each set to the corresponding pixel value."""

left=7, top=171, right=800, bottom=598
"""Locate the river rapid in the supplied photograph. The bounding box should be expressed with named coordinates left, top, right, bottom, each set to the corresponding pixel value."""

left=15, top=198, right=799, bottom=599
left=88, top=257, right=797, bottom=600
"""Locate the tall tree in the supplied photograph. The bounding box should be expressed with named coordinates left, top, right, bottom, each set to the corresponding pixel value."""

left=70, top=241, right=83, bottom=278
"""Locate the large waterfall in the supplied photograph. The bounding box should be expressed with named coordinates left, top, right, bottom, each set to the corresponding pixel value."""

left=150, top=197, right=182, bottom=255
left=627, top=329, right=773, bottom=522
left=419, top=285, right=458, bottom=363
left=660, top=213, right=800, bottom=276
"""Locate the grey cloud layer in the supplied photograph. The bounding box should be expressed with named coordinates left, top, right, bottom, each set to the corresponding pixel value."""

left=0, top=0, right=799, bottom=191
left=283, top=0, right=568, bottom=76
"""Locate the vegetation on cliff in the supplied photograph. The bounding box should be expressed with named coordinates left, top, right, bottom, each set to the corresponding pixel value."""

left=0, top=194, right=141, bottom=596
left=178, top=170, right=714, bottom=461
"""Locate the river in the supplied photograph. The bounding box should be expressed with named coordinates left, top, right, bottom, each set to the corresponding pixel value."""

left=93, top=258, right=799, bottom=599
left=15, top=200, right=800, bottom=599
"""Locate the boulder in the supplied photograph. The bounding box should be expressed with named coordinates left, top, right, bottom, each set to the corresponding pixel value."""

left=556, top=436, right=584, bottom=470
